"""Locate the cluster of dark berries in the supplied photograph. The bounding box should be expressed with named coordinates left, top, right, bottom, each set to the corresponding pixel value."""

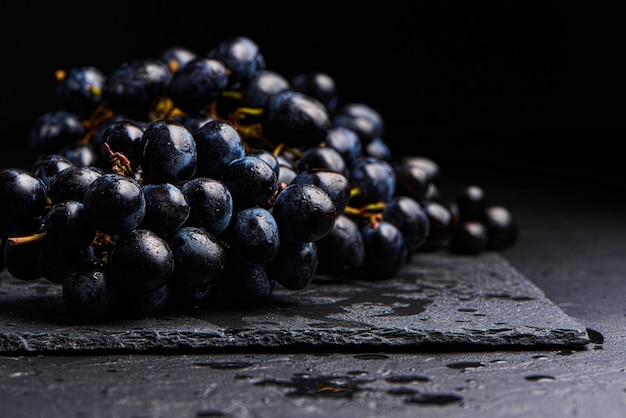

left=0, top=36, right=518, bottom=322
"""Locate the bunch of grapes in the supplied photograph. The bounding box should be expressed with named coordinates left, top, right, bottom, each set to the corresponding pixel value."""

left=0, top=36, right=518, bottom=322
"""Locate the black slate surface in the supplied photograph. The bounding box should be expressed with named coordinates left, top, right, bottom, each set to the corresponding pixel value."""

left=0, top=251, right=590, bottom=354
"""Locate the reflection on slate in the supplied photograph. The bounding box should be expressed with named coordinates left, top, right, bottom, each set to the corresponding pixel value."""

left=0, top=252, right=590, bottom=353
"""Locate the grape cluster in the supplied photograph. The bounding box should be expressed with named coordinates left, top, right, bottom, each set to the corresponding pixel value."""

left=0, top=36, right=518, bottom=321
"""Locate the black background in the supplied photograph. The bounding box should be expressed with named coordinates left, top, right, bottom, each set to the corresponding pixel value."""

left=0, top=1, right=622, bottom=190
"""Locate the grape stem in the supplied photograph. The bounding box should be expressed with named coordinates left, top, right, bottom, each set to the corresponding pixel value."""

left=102, top=142, right=135, bottom=177
left=7, top=232, right=46, bottom=246
left=343, top=201, right=387, bottom=229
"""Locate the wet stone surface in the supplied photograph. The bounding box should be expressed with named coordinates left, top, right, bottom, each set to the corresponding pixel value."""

left=0, top=251, right=590, bottom=354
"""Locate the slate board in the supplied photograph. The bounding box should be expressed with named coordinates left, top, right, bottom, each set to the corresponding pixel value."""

left=0, top=251, right=590, bottom=353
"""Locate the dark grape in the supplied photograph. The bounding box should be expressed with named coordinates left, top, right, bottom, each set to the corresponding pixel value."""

left=272, top=183, right=337, bottom=244
left=314, top=214, right=365, bottom=276
left=449, top=221, right=488, bottom=254
left=206, top=35, right=266, bottom=86
left=382, top=195, right=430, bottom=253
left=43, top=200, right=96, bottom=249
left=266, top=240, right=318, bottom=291
left=138, top=119, right=197, bottom=186
left=220, top=154, right=277, bottom=211
left=226, top=206, right=280, bottom=266
left=240, top=69, right=290, bottom=108
left=139, top=182, right=190, bottom=237
left=27, top=110, right=87, bottom=156
left=108, top=228, right=174, bottom=295
left=297, top=145, right=348, bottom=177
left=290, top=168, right=351, bottom=215
left=455, top=185, right=488, bottom=221
left=180, top=177, right=233, bottom=236
left=63, top=259, right=118, bottom=321
left=348, top=157, right=396, bottom=207
left=324, top=126, right=363, bottom=168
left=167, top=56, right=229, bottom=114
left=193, top=119, right=245, bottom=179
left=0, top=168, right=48, bottom=237
left=83, top=173, right=146, bottom=236
left=58, top=141, right=103, bottom=167
left=98, top=119, right=144, bottom=168
left=31, top=154, right=74, bottom=187
left=102, top=58, right=173, bottom=120
left=167, top=226, right=226, bottom=289
left=55, top=65, right=106, bottom=117
left=261, top=90, right=330, bottom=148
left=332, top=102, right=385, bottom=146
left=483, top=205, right=518, bottom=250
left=290, top=71, right=338, bottom=114
left=159, top=45, right=198, bottom=73
left=420, top=200, right=457, bottom=251
left=209, top=256, right=273, bottom=307
left=358, top=220, right=407, bottom=280
left=166, top=226, right=225, bottom=308
left=48, top=165, right=104, bottom=204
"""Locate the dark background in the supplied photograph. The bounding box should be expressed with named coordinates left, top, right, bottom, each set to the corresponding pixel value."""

left=1, top=1, right=622, bottom=191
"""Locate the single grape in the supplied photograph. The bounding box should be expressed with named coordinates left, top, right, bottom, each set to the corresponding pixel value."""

left=240, top=69, right=290, bottom=108
left=290, top=168, right=351, bottom=215
left=31, top=154, right=74, bottom=187
left=167, top=56, right=229, bottom=115
left=48, top=165, right=105, bottom=204
left=27, top=110, right=87, bottom=156
left=220, top=154, right=277, bottom=211
left=108, top=228, right=174, bottom=295
left=43, top=200, right=96, bottom=249
left=225, top=206, right=280, bottom=265
left=209, top=254, right=273, bottom=307
left=358, top=220, right=407, bottom=280
left=348, top=157, right=396, bottom=207
left=455, top=185, right=488, bottom=221
left=290, top=71, right=338, bottom=114
left=272, top=183, right=337, bottom=243
left=98, top=119, right=144, bottom=168
left=193, top=119, right=245, bottom=179
left=138, top=119, right=197, bottom=186
left=167, top=226, right=226, bottom=290
left=266, top=240, right=318, bottom=291
left=58, top=142, right=103, bottom=168
left=0, top=168, right=48, bottom=237
left=382, top=195, right=430, bottom=253
left=323, top=126, right=363, bottom=168
left=332, top=102, right=385, bottom=146
left=420, top=200, right=458, bottom=251
left=159, top=45, right=198, bottom=73
left=102, top=58, right=173, bottom=120
left=55, top=65, right=106, bottom=117
left=206, top=35, right=266, bottom=86
left=82, top=173, right=146, bottom=236
left=297, top=146, right=348, bottom=178
left=449, top=220, right=488, bottom=255
left=315, top=214, right=365, bottom=276
left=364, top=137, right=392, bottom=161
left=179, top=177, right=233, bottom=236
left=139, top=182, right=190, bottom=237
left=261, top=90, right=330, bottom=149
left=483, top=205, right=518, bottom=250
left=63, top=258, right=118, bottom=321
